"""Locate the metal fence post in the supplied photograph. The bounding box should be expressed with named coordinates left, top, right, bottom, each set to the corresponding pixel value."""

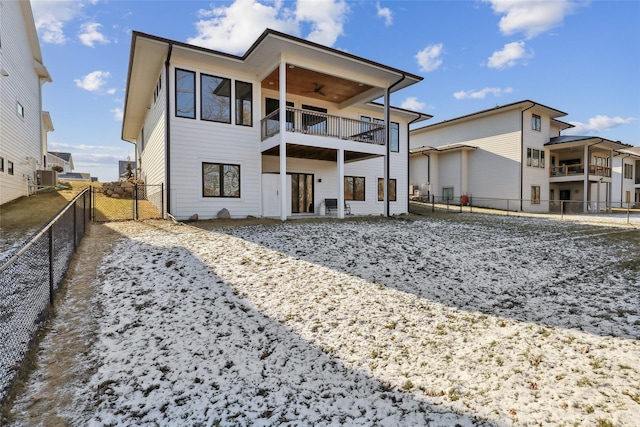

left=73, top=198, right=77, bottom=251
left=431, top=194, right=434, bottom=213
left=469, top=195, right=473, bottom=214
left=48, top=227, right=54, bottom=305
left=135, top=184, right=139, bottom=220
left=506, top=199, right=509, bottom=216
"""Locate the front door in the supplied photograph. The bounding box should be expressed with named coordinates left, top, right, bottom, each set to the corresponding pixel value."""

left=291, top=173, right=314, bottom=213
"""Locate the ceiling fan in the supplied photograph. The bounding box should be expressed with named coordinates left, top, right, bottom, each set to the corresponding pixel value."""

left=304, top=83, right=326, bottom=96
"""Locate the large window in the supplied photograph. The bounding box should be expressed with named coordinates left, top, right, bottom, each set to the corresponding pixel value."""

left=361, top=116, right=399, bottom=151
left=527, top=148, right=545, bottom=168
left=175, top=69, right=195, bottom=119
left=624, top=163, right=633, bottom=179
left=442, top=187, right=453, bottom=201
left=202, top=163, right=240, bottom=198
left=235, top=81, right=252, bottom=126
left=532, top=114, right=541, bottom=131
left=531, top=186, right=541, bottom=204
left=378, top=178, right=397, bottom=201
left=344, top=176, right=365, bottom=201
left=201, top=74, right=231, bottom=123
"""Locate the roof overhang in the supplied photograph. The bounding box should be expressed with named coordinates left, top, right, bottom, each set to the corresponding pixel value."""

left=122, top=29, right=424, bottom=142
left=412, top=100, right=567, bottom=134
left=42, top=111, right=54, bottom=132
left=410, top=143, right=477, bottom=155
left=545, top=136, right=633, bottom=151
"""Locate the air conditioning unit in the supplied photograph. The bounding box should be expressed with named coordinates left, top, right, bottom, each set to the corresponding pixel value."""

left=37, top=170, right=58, bottom=186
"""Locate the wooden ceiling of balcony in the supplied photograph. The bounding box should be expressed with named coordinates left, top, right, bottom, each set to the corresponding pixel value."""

left=261, top=65, right=373, bottom=104
left=263, top=144, right=381, bottom=163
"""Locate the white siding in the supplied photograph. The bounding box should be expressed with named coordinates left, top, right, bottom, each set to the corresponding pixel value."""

left=139, top=70, right=166, bottom=189
left=0, top=2, right=46, bottom=205
left=612, top=156, right=638, bottom=206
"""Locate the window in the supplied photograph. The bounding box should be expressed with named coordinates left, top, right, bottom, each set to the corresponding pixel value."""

left=175, top=69, right=195, bottom=119
left=593, top=156, right=608, bottom=167
left=201, top=74, right=231, bottom=123
left=153, top=74, right=162, bottom=104
left=531, top=186, right=541, bottom=204
left=8, top=160, right=14, bottom=175
left=16, top=102, right=24, bottom=118
left=344, top=176, right=365, bottom=201
left=235, top=81, right=252, bottom=126
left=527, top=148, right=545, bottom=168
left=202, top=163, right=240, bottom=197
left=361, top=116, right=399, bottom=150
left=626, top=191, right=631, bottom=204
left=532, top=114, right=541, bottom=131
left=0, top=157, right=4, bottom=172
left=442, top=187, right=453, bottom=201
left=624, top=164, right=633, bottom=179
left=378, top=178, right=397, bottom=201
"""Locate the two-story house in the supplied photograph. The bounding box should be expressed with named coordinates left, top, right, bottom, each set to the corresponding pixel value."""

left=0, top=1, right=52, bottom=205
left=612, top=147, right=640, bottom=208
left=48, top=151, right=74, bottom=173
left=121, top=30, right=430, bottom=220
left=409, top=100, right=632, bottom=213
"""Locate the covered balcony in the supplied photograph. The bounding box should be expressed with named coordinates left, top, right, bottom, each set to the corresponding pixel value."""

left=549, top=163, right=612, bottom=178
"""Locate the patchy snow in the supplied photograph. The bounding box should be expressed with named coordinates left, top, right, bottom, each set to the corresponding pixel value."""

left=9, top=215, right=640, bottom=426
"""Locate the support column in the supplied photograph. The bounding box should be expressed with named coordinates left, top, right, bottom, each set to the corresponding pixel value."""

left=338, top=148, right=345, bottom=219
left=461, top=149, right=469, bottom=196
left=583, top=144, right=589, bottom=212
left=279, top=60, right=287, bottom=221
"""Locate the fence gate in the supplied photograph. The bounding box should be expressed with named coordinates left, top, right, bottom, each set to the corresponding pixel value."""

left=92, top=183, right=164, bottom=221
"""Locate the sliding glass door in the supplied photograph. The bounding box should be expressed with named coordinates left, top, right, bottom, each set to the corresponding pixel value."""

left=291, top=173, right=314, bottom=213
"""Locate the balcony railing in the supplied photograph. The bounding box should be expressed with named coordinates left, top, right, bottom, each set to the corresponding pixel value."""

left=550, top=164, right=611, bottom=178
left=261, top=107, right=386, bottom=145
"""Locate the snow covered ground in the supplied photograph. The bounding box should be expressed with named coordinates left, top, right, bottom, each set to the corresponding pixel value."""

left=9, top=215, right=640, bottom=426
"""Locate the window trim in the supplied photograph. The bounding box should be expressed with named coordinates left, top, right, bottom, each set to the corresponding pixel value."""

left=202, top=162, right=241, bottom=198
left=8, top=160, right=14, bottom=175
left=624, top=163, right=633, bottom=179
left=526, top=147, right=545, bottom=168
left=531, top=185, right=541, bottom=204
left=344, top=176, right=365, bottom=201
left=16, top=102, right=24, bottom=118
left=532, top=114, right=541, bottom=131
left=175, top=68, right=196, bottom=119
left=235, top=80, right=253, bottom=127
left=378, top=178, right=397, bottom=201
left=200, top=73, right=231, bottom=123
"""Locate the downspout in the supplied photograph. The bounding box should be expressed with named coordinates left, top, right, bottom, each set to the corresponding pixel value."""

left=520, top=102, right=536, bottom=211
left=165, top=43, right=173, bottom=216
left=384, top=73, right=406, bottom=217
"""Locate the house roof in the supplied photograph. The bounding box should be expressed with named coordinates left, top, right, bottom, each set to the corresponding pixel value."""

left=20, top=2, right=51, bottom=82
left=545, top=136, right=633, bottom=150
left=122, top=29, right=424, bottom=142
left=615, top=147, right=640, bottom=158
left=42, top=111, right=54, bottom=132
left=410, top=143, right=477, bottom=155
left=48, top=151, right=72, bottom=162
left=119, top=160, right=136, bottom=177
left=411, top=100, right=567, bottom=134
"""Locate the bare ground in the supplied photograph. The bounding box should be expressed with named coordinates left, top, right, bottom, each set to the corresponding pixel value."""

left=6, top=223, right=122, bottom=426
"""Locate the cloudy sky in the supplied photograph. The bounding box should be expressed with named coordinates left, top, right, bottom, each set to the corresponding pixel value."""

left=31, top=0, right=640, bottom=182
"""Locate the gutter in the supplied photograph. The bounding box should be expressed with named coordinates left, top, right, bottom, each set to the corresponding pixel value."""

left=520, top=102, right=536, bottom=211
left=165, top=43, right=173, bottom=217
left=385, top=73, right=406, bottom=217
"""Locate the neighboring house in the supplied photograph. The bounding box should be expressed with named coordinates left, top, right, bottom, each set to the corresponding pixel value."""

left=409, top=100, right=633, bottom=213
left=612, top=147, right=640, bottom=207
left=57, top=172, right=92, bottom=182
left=121, top=30, right=430, bottom=220
left=118, top=160, right=136, bottom=181
left=0, top=1, right=52, bottom=205
left=48, top=151, right=74, bottom=173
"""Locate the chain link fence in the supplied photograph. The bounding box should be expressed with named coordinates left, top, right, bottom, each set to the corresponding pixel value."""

left=92, top=183, right=164, bottom=222
left=410, top=195, right=640, bottom=225
left=0, top=189, right=91, bottom=406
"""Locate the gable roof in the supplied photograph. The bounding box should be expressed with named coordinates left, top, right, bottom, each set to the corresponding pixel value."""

left=412, top=100, right=567, bottom=134
left=545, top=136, right=633, bottom=150
left=122, top=29, right=424, bottom=142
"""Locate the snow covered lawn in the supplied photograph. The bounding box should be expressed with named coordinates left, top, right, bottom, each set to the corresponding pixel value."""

left=11, top=215, right=640, bottom=426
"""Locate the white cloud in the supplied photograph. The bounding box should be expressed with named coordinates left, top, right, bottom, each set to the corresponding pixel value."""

left=187, top=0, right=349, bottom=54
left=484, top=0, right=580, bottom=39
left=74, top=71, right=111, bottom=92
left=31, top=1, right=86, bottom=44
left=566, top=115, right=637, bottom=135
left=111, top=108, right=124, bottom=121
left=415, top=43, right=444, bottom=73
left=79, top=22, right=109, bottom=47
left=487, top=41, right=532, bottom=69
left=400, top=97, right=426, bottom=111
left=453, top=87, right=513, bottom=100
left=376, top=2, right=393, bottom=26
